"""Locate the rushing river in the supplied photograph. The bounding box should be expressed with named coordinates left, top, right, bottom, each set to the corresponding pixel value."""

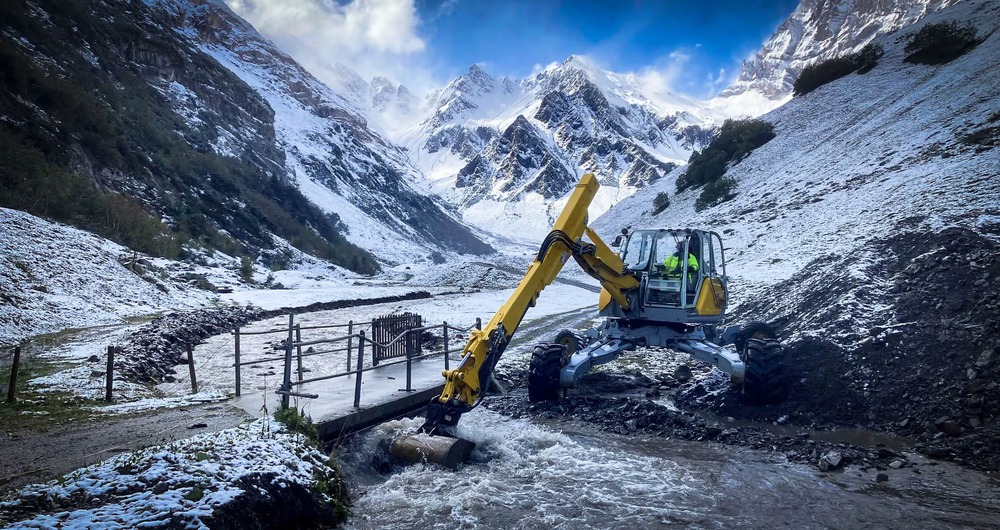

left=339, top=409, right=1000, bottom=530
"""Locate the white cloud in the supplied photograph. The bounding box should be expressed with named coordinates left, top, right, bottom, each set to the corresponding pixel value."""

left=635, top=48, right=738, bottom=99
left=706, top=68, right=728, bottom=92
left=228, top=0, right=424, bottom=54
left=226, top=0, right=440, bottom=100
left=635, top=49, right=692, bottom=97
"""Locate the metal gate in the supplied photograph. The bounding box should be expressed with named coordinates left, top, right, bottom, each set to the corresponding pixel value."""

left=371, top=312, right=422, bottom=365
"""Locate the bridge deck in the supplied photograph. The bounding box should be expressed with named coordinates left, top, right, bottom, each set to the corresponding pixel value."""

left=230, top=352, right=462, bottom=439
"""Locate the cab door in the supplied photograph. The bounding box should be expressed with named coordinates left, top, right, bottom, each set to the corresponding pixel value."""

left=694, top=232, right=728, bottom=316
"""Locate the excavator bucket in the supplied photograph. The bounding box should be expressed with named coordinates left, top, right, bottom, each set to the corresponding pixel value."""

left=376, top=433, right=475, bottom=470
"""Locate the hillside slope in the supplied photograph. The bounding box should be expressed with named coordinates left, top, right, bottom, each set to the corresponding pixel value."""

left=0, top=0, right=380, bottom=272
left=594, top=0, right=999, bottom=466
left=715, top=0, right=963, bottom=114
left=0, top=0, right=492, bottom=273
left=152, top=0, right=493, bottom=263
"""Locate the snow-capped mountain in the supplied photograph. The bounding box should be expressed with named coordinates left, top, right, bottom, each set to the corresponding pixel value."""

left=306, top=62, right=421, bottom=132
left=152, top=0, right=492, bottom=263
left=397, top=56, right=723, bottom=242
left=714, top=0, right=964, bottom=115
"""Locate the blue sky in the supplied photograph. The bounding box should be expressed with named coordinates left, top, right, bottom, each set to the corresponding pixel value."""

left=230, top=0, right=799, bottom=98
left=415, top=0, right=798, bottom=96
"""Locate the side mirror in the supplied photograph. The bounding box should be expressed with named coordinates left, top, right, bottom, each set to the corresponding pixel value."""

left=611, top=235, right=623, bottom=248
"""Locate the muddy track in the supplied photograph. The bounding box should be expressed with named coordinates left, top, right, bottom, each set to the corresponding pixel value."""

left=0, top=404, right=251, bottom=495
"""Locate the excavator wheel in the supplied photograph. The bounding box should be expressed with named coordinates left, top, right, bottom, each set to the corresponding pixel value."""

left=740, top=338, right=788, bottom=405
left=734, top=321, right=777, bottom=352
left=553, top=329, right=586, bottom=354
left=528, top=343, right=568, bottom=402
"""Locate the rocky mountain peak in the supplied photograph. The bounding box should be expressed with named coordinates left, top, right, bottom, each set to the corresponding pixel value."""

left=462, top=63, right=496, bottom=92
left=370, top=76, right=396, bottom=111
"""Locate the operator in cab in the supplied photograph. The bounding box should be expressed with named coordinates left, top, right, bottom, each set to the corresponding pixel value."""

left=663, top=240, right=699, bottom=282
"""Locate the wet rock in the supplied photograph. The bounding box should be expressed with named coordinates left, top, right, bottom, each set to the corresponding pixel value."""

left=818, top=451, right=843, bottom=471
left=925, top=446, right=953, bottom=459
left=673, top=365, right=693, bottom=383
left=877, top=448, right=898, bottom=458
left=875, top=473, right=889, bottom=483
left=188, top=423, right=208, bottom=429
left=940, top=421, right=963, bottom=437
left=87, top=355, right=100, bottom=363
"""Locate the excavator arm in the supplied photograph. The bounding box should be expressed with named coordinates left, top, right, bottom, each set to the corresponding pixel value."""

left=421, top=173, right=639, bottom=434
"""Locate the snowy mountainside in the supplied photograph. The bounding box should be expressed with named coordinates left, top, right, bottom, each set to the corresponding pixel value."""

left=0, top=209, right=214, bottom=346
left=595, top=0, right=999, bottom=309
left=151, top=0, right=492, bottom=263
left=714, top=0, right=964, bottom=115
left=396, top=56, right=724, bottom=243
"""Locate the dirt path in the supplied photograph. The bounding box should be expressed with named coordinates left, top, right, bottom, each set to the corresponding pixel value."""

left=0, top=404, right=251, bottom=494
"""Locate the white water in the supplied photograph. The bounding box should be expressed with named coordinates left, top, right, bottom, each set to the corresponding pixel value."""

left=340, top=409, right=1000, bottom=530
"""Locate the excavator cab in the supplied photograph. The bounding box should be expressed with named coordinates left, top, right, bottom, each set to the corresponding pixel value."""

left=617, top=229, right=728, bottom=322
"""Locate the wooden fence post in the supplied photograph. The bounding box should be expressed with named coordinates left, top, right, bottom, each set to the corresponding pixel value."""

left=371, top=318, right=379, bottom=366
left=187, top=344, right=198, bottom=394
left=6, top=346, right=21, bottom=403
left=105, top=346, right=114, bottom=402
left=403, top=330, right=413, bottom=392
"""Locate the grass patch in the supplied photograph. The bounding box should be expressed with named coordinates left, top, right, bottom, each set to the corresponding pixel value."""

left=0, top=358, right=98, bottom=431
left=274, top=406, right=319, bottom=444
left=273, top=406, right=350, bottom=520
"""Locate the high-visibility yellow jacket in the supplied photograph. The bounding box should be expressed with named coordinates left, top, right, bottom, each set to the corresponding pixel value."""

left=663, top=252, right=699, bottom=280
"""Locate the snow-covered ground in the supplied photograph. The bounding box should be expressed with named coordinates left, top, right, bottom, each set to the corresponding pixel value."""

left=0, top=418, right=342, bottom=529
left=0, top=208, right=215, bottom=347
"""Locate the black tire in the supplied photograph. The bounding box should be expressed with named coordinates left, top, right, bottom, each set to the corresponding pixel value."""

left=528, top=343, right=567, bottom=402
left=735, top=321, right=776, bottom=353
left=740, top=338, right=788, bottom=405
left=553, top=329, right=584, bottom=354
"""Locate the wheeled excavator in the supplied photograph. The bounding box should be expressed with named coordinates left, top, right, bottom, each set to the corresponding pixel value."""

left=388, top=173, right=786, bottom=468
